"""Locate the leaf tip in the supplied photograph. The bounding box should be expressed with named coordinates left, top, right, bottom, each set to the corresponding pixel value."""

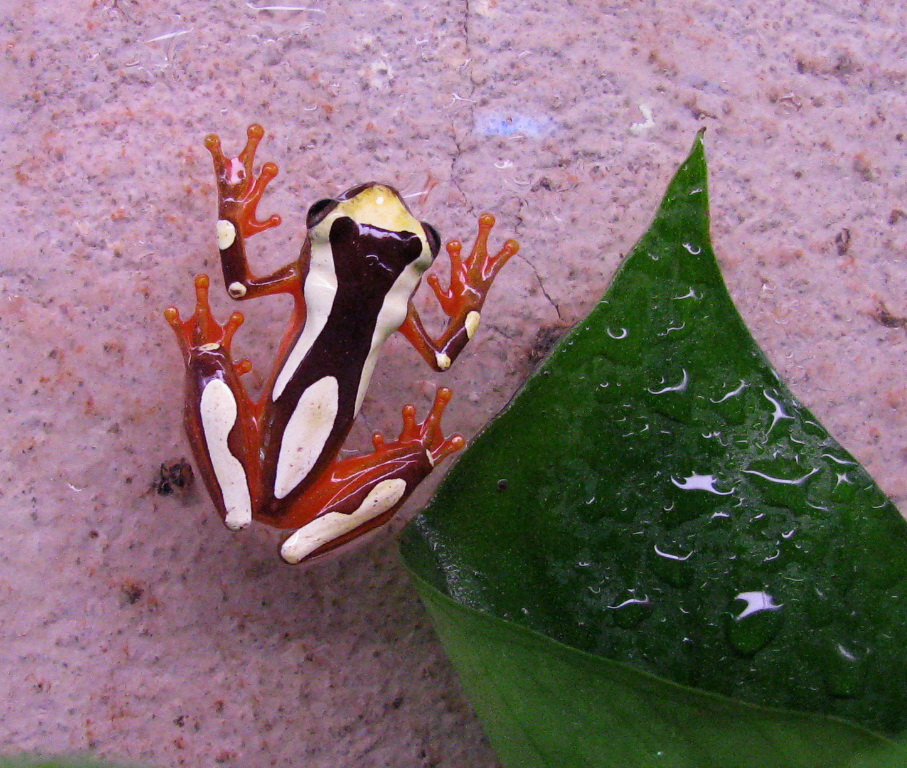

left=688, top=127, right=707, bottom=164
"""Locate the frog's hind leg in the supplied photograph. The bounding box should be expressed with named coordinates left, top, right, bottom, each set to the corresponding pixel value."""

left=165, top=275, right=261, bottom=531
left=278, top=387, right=465, bottom=564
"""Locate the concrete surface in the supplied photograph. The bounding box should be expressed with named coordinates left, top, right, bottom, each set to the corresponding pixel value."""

left=0, top=0, right=905, bottom=766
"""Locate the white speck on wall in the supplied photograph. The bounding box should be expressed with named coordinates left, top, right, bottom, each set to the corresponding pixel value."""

left=363, top=59, right=395, bottom=91
left=629, top=104, right=655, bottom=135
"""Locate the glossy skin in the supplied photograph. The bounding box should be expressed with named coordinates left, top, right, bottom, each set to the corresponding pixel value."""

left=165, top=125, right=518, bottom=564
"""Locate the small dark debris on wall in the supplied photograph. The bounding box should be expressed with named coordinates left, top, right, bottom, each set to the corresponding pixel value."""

left=834, top=227, right=851, bottom=256
left=120, top=580, right=144, bottom=606
left=526, top=324, right=569, bottom=368
left=154, top=459, right=194, bottom=496
left=872, top=301, right=907, bottom=331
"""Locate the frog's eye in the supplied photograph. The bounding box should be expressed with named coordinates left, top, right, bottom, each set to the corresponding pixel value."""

left=422, top=222, right=441, bottom=258
left=306, top=198, right=338, bottom=229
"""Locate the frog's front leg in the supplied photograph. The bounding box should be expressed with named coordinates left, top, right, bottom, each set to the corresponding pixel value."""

left=205, top=124, right=301, bottom=301
left=278, top=387, right=465, bottom=564
left=400, top=213, right=519, bottom=371
left=165, top=275, right=262, bottom=531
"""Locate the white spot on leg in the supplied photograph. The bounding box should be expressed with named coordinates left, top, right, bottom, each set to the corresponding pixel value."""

left=216, top=219, right=237, bottom=250
left=199, top=379, right=253, bottom=530
left=280, top=478, right=407, bottom=563
left=465, top=310, right=481, bottom=339
left=228, top=282, right=247, bottom=298
left=274, top=376, right=339, bottom=499
left=435, top=352, right=451, bottom=370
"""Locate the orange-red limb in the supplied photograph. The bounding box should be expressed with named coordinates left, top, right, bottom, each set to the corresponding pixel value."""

left=400, top=213, right=519, bottom=370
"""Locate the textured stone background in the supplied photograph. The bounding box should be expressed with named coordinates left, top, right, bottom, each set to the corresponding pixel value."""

left=1, top=1, right=905, bottom=766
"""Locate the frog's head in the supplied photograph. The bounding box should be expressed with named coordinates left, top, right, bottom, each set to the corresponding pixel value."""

left=305, top=183, right=441, bottom=280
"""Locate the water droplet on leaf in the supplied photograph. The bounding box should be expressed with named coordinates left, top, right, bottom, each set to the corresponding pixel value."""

left=726, top=591, right=783, bottom=655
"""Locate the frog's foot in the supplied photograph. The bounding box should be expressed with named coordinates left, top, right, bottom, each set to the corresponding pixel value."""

left=204, top=124, right=281, bottom=239
left=427, top=214, right=519, bottom=321
left=276, top=388, right=464, bottom=564
left=164, top=274, right=248, bottom=375
left=385, top=386, right=465, bottom=466
left=401, top=215, right=519, bottom=371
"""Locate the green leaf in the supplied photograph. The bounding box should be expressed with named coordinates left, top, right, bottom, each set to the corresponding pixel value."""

left=401, top=132, right=907, bottom=766
left=409, top=571, right=907, bottom=768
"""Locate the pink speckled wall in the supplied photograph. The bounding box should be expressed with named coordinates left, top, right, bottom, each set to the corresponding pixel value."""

left=1, top=1, right=904, bottom=766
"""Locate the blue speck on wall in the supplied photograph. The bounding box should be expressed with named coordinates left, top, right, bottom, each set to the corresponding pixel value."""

left=475, top=113, right=555, bottom=138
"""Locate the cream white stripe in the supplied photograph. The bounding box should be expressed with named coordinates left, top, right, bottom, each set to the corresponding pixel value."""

left=199, top=379, right=253, bottom=530
left=274, top=376, right=339, bottom=499
left=273, top=240, right=338, bottom=400
left=280, top=478, right=407, bottom=563
left=354, top=258, right=426, bottom=414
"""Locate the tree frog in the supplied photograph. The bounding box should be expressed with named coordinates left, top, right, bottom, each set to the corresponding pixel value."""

left=165, top=125, right=518, bottom=564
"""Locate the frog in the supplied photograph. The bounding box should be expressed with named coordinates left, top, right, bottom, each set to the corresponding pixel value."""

left=165, top=125, right=518, bottom=564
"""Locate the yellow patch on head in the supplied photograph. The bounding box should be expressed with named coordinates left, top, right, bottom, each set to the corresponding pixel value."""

left=337, top=185, right=421, bottom=235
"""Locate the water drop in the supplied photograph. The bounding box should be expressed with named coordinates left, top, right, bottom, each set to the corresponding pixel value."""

left=673, top=288, right=700, bottom=300
left=670, top=474, right=735, bottom=495
left=608, top=593, right=652, bottom=628
left=658, top=321, right=686, bottom=336
left=726, top=591, right=783, bottom=655
left=647, top=369, right=689, bottom=394
left=822, top=453, right=856, bottom=467
left=823, top=641, right=865, bottom=699
left=742, top=467, right=819, bottom=486
left=654, top=544, right=693, bottom=561
left=710, top=380, right=747, bottom=403
left=763, top=390, right=793, bottom=434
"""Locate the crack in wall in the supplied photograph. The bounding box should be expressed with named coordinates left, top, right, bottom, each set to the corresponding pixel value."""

left=511, top=198, right=561, bottom=321
left=448, top=0, right=477, bottom=212
left=518, top=252, right=562, bottom=320
left=446, top=0, right=559, bottom=327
